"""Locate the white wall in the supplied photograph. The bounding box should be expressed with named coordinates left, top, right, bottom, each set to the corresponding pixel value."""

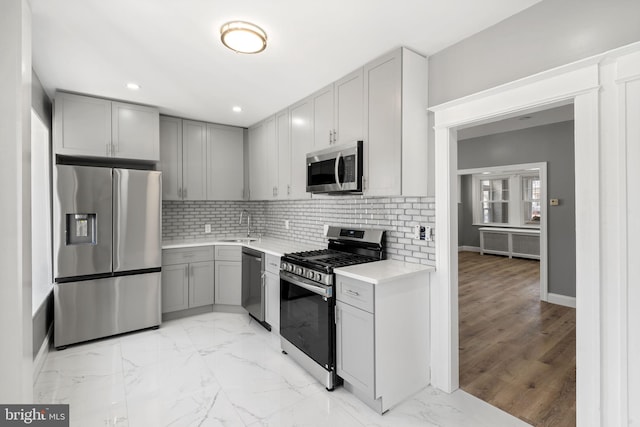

left=0, top=0, right=33, bottom=402
left=31, top=110, right=52, bottom=314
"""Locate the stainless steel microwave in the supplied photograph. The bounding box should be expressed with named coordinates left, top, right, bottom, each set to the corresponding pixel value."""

left=306, top=141, right=363, bottom=194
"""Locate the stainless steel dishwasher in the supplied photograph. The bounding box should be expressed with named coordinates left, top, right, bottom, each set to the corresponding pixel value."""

left=241, top=247, right=270, bottom=330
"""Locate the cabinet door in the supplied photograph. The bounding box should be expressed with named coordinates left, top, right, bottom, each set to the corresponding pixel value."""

left=112, top=102, right=160, bottom=161
left=248, top=121, right=268, bottom=200
left=312, top=84, right=334, bottom=150
left=264, top=271, right=280, bottom=333
left=289, top=97, right=313, bottom=199
left=276, top=109, right=291, bottom=199
left=161, top=263, right=189, bottom=313
left=364, top=50, right=402, bottom=196
left=334, top=68, right=364, bottom=144
left=189, top=260, right=214, bottom=307
left=336, top=301, right=375, bottom=398
left=159, top=116, right=183, bottom=200
left=54, top=92, right=111, bottom=157
left=264, top=116, right=278, bottom=198
left=182, top=120, right=208, bottom=200
left=207, top=124, right=244, bottom=200
left=214, top=261, right=242, bottom=305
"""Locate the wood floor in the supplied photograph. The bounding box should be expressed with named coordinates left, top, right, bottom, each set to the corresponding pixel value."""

left=458, top=251, right=576, bottom=427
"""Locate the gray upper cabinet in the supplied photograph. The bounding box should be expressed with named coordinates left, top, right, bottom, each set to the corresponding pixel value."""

left=276, top=109, right=291, bottom=199
left=54, top=92, right=112, bottom=157
left=111, top=102, right=160, bottom=161
left=182, top=120, right=208, bottom=200
left=312, top=84, right=335, bottom=150
left=159, top=116, right=183, bottom=200
left=289, top=97, right=313, bottom=199
left=334, top=68, right=364, bottom=145
left=159, top=116, right=244, bottom=201
left=54, top=91, right=159, bottom=161
left=364, top=48, right=428, bottom=196
left=207, top=124, right=244, bottom=200
left=248, top=116, right=277, bottom=200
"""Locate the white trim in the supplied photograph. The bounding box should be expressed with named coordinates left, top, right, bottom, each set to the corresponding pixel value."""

left=547, top=293, right=577, bottom=309
left=431, top=56, right=602, bottom=427
left=458, top=246, right=480, bottom=253
left=33, top=325, right=51, bottom=385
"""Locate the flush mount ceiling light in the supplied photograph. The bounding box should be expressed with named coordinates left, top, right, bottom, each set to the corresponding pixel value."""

left=232, top=106, right=242, bottom=113
left=220, top=21, right=267, bottom=54
left=126, top=82, right=140, bottom=90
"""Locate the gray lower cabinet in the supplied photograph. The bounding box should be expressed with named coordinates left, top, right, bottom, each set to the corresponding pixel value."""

left=214, top=246, right=242, bottom=305
left=336, top=300, right=374, bottom=393
left=162, top=247, right=214, bottom=313
left=264, top=253, right=281, bottom=333
left=334, top=270, right=430, bottom=414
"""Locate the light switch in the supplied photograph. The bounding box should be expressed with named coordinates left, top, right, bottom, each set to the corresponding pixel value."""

left=550, top=198, right=559, bottom=206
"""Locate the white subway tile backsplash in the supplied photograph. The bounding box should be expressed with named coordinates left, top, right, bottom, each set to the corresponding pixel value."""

left=163, top=196, right=435, bottom=266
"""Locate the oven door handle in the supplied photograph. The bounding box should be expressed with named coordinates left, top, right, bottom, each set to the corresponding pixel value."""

left=280, top=271, right=331, bottom=298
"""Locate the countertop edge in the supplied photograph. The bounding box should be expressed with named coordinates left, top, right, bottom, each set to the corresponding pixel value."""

left=335, top=261, right=435, bottom=285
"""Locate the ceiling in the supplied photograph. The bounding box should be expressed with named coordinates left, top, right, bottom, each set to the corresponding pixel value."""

left=31, top=0, right=540, bottom=128
left=457, top=103, right=575, bottom=140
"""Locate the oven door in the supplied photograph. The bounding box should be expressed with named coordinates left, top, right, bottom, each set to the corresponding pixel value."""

left=280, top=271, right=335, bottom=370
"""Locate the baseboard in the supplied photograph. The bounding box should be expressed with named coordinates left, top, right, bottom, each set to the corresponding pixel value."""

left=547, top=293, right=576, bottom=308
left=458, top=246, right=481, bottom=253
left=33, top=324, right=52, bottom=385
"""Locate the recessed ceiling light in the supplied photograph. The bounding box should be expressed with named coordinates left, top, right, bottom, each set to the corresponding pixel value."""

left=126, top=82, right=140, bottom=90
left=232, top=106, right=242, bottom=113
left=519, top=115, right=532, bottom=120
left=220, top=21, right=267, bottom=54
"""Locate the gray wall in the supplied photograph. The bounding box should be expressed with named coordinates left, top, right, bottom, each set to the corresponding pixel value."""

left=428, top=0, right=640, bottom=106
left=458, top=120, right=575, bottom=298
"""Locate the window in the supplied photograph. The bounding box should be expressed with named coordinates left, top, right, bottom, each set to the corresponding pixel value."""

left=472, top=169, right=542, bottom=228
left=480, top=178, right=509, bottom=224
left=522, top=175, right=541, bottom=224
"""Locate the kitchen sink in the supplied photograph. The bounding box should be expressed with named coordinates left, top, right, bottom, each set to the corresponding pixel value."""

left=218, top=237, right=259, bottom=243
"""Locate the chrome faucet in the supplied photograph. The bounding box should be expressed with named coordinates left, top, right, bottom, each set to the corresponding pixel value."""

left=239, top=209, right=251, bottom=237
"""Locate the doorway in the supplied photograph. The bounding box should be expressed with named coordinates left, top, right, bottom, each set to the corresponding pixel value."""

left=454, top=109, right=577, bottom=424
left=429, top=62, right=601, bottom=424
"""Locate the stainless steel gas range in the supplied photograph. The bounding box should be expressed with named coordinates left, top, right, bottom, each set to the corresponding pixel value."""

left=279, top=226, right=385, bottom=390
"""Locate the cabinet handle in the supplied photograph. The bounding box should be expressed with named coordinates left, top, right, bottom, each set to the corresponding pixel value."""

left=329, top=130, right=332, bottom=144
left=185, top=265, right=189, bottom=281
left=112, top=142, right=117, bottom=156
left=178, top=188, right=182, bottom=198
left=345, top=289, right=360, bottom=297
left=332, top=130, right=337, bottom=143
left=106, top=143, right=110, bottom=156
left=183, top=188, right=188, bottom=199
left=287, top=184, right=291, bottom=195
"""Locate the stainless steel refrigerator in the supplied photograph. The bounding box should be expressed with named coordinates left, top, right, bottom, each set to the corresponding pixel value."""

left=53, top=164, right=162, bottom=348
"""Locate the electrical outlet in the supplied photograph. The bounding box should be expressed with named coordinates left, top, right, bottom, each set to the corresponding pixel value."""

left=413, top=225, right=421, bottom=239
left=285, top=220, right=290, bottom=230
left=424, top=226, right=432, bottom=241
left=204, top=224, right=212, bottom=234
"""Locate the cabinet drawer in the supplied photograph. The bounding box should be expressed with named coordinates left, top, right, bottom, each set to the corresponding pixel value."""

left=336, top=275, right=374, bottom=313
left=215, top=245, right=242, bottom=261
left=162, top=247, right=214, bottom=265
left=265, top=254, right=281, bottom=275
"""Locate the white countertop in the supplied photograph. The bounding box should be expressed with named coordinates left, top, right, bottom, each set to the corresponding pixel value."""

left=162, top=237, right=320, bottom=258
left=335, top=259, right=434, bottom=285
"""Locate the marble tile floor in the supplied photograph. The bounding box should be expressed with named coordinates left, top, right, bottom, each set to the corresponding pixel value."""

left=34, top=312, right=531, bottom=427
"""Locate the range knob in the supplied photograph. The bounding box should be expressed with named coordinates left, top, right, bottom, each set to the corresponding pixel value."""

left=281, top=262, right=287, bottom=270
left=316, top=273, right=323, bottom=282
left=307, top=271, right=315, bottom=280
left=295, top=267, right=303, bottom=275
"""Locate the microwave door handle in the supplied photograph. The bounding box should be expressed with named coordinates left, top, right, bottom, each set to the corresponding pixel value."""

left=334, top=152, right=343, bottom=190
